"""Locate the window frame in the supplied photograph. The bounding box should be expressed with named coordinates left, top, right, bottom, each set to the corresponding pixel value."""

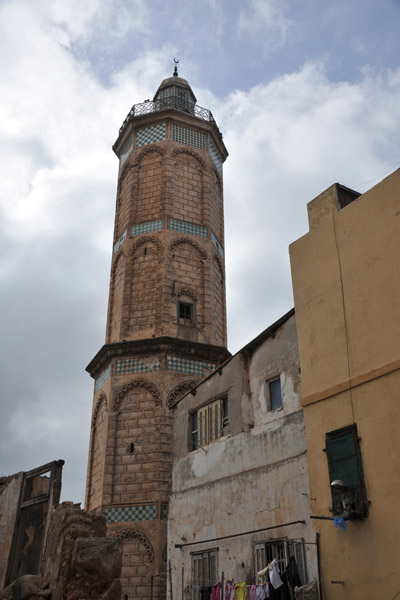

left=254, top=537, right=307, bottom=588
left=177, top=300, right=194, bottom=326
left=266, top=376, right=282, bottom=411
left=325, top=423, right=368, bottom=519
left=191, top=548, right=218, bottom=600
left=189, top=393, right=228, bottom=451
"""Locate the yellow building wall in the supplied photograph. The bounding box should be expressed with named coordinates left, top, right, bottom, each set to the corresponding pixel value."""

left=289, top=169, right=400, bottom=599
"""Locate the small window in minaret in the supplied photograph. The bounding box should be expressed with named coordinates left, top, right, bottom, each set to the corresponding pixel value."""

left=178, top=301, right=194, bottom=326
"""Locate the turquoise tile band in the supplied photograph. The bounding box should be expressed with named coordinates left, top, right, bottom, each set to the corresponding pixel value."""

left=115, top=357, right=161, bottom=375
left=106, top=505, right=157, bottom=523
left=169, top=219, right=208, bottom=238
left=167, top=356, right=215, bottom=376
left=131, top=220, right=163, bottom=236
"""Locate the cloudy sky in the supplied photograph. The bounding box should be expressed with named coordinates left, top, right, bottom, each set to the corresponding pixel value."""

left=1, top=0, right=400, bottom=503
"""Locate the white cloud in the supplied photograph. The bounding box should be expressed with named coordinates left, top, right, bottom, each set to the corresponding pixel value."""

left=237, top=0, right=291, bottom=48
left=1, top=0, right=400, bottom=503
left=212, top=62, right=400, bottom=350
left=49, top=0, right=149, bottom=43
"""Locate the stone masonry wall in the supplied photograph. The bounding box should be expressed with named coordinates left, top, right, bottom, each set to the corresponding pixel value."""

left=171, top=152, right=204, bottom=223
left=86, top=392, right=108, bottom=511
left=106, top=139, right=227, bottom=348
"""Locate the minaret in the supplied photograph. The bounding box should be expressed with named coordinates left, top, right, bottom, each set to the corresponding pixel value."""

left=85, top=67, right=230, bottom=599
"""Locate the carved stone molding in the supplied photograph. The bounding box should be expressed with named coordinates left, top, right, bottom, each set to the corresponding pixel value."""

left=130, top=235, right=161, bottom=254
left=167, top=380, right=197, bottom=409
left=91, top=392, right=108, bottom=428
left=134, top=145, right=166, bottom=167
left=172, top=147, right=206, bottom=170
left=169, top=237, right=208, bottom=260
left=114, top=528, right=154, bottom=562
left=118, top=161, right=132, bottom=187
left=213, top=253, right=224, bottom=279
left=211, top=165, right=222, bottom=189
left=175, top=287, right=198, bottom=301
left=112, top=378, right=161, bottom=412
left=110, top=248, right=125, bottom=274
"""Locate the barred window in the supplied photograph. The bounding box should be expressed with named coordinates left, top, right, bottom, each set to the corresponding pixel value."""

left=254, top=538, right=307, bottom=587
left=178, top=301, right=194, bottom=326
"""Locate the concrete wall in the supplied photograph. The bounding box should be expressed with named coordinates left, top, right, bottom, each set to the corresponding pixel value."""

left=168, top=313, right=318, bottom=599
left=289, top=169, right=400, bottom=599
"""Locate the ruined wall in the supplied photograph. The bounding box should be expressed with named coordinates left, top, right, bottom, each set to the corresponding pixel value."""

left=1, top=502, right=123, bottom=600
left=0, top=473, right=23, bottom=589
left=41, top=502, right=122, bottom=600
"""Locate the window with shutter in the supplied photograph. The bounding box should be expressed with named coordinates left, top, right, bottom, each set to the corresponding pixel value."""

left=288, top=539, right=307, bottom=586
left=254, top=543, right=266, bottom=574
left=325, top=424, right=368, bottom=519
left=190, top=395, right=228, bottom=450
left=191, top=549, right=218, bottom=600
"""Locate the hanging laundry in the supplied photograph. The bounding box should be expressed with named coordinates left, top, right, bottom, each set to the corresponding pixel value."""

left=279, top=576, right=291, bottom=600
left=225, top=581, right=235, bottom=600
left=212, top=582, right=222, bottom=600
left=234, top=581, right=250, bottom=600
left=257, top=565, right=269, bottom=580
left=294, top=579, right=319, bottom=600
left=268, top=559, right=283, bottom=590
left=286, top=556, right=302, bottom=589
left=248, top=584, right=257, bottom=600
left=334, top=517, right=346, bottom=531
left=267, top=573, right=291, bottom=599
left=201, top=586, right=213, bottom=600
left=255, top=583, right=269, bottom=599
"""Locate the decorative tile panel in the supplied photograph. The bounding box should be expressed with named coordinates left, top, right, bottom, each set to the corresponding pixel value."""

left=115, top=357, right=161, bottom=376
left=119, top=133, right=133, bottom=168
left=211, top=232, right=224, bottom=258
left=169, top=219, right=208, bottom=238
left=172, top=124, right=205, bottom=150
left=95, top=365, right=111, bottom=392
left=113, top=229, right=127, bottom=254
left=136, top=124, right=166, bottom=147
left=130, top=220, right=163, bottom=236
left=106, top=505, right=157, bottom=523
left=209, top=138, right=222, bottom=173
left=161, top=503, right=169, bottom=520
left=167, top=356, right=215, bottom=376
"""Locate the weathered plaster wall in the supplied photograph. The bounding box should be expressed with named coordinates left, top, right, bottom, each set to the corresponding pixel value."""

left=0, top=473, right=23, bottom=589
left=169, top=314, right=318, bottom=599
left=289, top=169, right=400, bottom=599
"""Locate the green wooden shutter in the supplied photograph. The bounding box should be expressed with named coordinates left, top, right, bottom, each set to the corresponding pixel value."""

left=325, top=424, right=368, bottom=518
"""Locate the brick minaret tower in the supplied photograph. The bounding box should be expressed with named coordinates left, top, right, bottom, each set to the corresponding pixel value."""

left=85, top=68, right=229, bottom=599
